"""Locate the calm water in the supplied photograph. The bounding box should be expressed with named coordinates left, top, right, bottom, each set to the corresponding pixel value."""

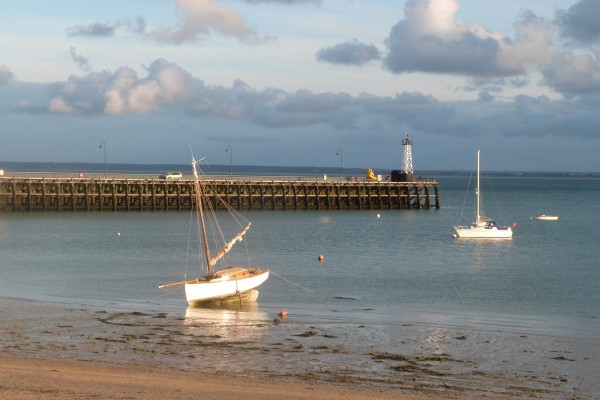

left=1, top=176, right=599, bottom=338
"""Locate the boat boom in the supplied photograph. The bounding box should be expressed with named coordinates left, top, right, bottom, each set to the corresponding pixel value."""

left=208, top=223, right=251, bottom=269
left=158, top=279, right=199, bottom=289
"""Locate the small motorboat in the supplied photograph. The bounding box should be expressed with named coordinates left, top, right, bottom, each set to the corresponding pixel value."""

left=533, top=215, right=559, bottom=221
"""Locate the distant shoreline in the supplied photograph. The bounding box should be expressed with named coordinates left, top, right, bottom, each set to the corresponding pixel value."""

left=1, top=161, right=598, bottom=178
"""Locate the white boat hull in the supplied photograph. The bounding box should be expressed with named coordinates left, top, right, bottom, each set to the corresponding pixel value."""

left=185, top=268, right=269, bottom=306
left=534, top=215, right=559, bottom=221
left=453, top=226, right=513, bottom=239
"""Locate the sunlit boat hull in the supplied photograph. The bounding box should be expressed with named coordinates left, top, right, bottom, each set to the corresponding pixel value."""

left=453, top=224, right=513, bottom=239
left=534, top=215, right=559, bottom=221
left=185, top=268, right=269, bottom=306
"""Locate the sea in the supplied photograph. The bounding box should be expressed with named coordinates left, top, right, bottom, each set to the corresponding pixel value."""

left=0, top=169, right=599, bottom=341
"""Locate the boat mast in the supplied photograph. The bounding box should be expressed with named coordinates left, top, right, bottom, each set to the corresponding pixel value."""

left=192, top=157, right=213, bottom=275
left=476, top=149, right=480, bottom=225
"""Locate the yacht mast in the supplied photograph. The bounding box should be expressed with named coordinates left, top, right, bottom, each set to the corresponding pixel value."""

left=476, top=149, right=480, bottom=225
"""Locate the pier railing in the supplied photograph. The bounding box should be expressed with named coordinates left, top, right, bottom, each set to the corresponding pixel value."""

left=0, top=176, right=440, bottom=211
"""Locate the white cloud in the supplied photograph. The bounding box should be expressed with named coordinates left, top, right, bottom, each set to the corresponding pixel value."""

left=0, top=64, right=15, bottom=85
left=67, top=22, right=116, bottom=37
left=149, top=0, right=267, bottom=44
left=44, top=60, right=199, bottom=115
left=17, top=57, right=595, bottom=145
left=48, top=97, right=75, bottom=114
left=542, top=52, right=600, bottom=95
left=406, top=0, right=462, bottom=37
left=69, top=47, right=92, bottom=72
left=243, top=0, right=321, bottom=4
left=64, top=0, right=272, bottom=44
left=383, top=0, right=529, bottom=77
left=498, top=11, right=554, bottom=73
left=356, top=0, right=600, bottom=98
left=555, top=0, right=600, bottom=47
left=316, top=39, right=381, bottom=66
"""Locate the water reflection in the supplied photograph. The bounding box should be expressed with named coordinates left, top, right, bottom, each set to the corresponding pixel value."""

left=183, top=300, right=270, bottom=343
left=185, top=302, right=269, bottom=322
left=454, top=238, right=514, bottom=270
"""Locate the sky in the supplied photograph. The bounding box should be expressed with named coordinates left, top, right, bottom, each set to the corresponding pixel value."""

left=1, top=0, right=599, bottom=172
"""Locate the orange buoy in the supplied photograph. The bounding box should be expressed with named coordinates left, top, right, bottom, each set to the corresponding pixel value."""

left=279, top=310, right=288, bottom=318
left=318, top=254, right=324, bottom=262
left=513, top=222, right=518, bottom=229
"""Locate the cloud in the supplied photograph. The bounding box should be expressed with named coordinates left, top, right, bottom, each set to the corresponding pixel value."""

left=67, top=22, right=116, bottom=37
left=37, top=58, right=435, bottom=130
left=19, top=58, right=599, bottom=143
left=66, top=1, right=271, bottom=44
left=168, top=78, right=358, bottom=129
left=67, top=17, right=146, bottom=39
left=555, top=0, right=600, bottom=47
left=374, top=0, right=600, bottom=98
left=501, top=10, right=555, bottom=71
left=127, top=17, right=146, bottom=34
left=69, top=47, right=92, bottom=72
left=243, top=0, right=321, bottom=3
left=541, top=52, right=600, bottom=95
left=149, top=0, right=269, bottom=44
left=404, top=94, right=599, bottom=140
left=0, top=64, right=15, bottom=85
left=477, top=91, right=494, bottom=103
left=316, top=39, right=381, bottom=66
left=45, top=59, right=199, bottom=115
left=382, top=0, right=537, bottom=77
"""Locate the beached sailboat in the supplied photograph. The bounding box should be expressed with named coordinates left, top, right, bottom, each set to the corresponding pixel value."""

left=159, top=156, right=269, bottom=306
left=453, top=150, right=513, bottom=239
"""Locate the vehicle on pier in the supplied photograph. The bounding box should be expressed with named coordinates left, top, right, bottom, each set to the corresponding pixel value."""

left=159, top=156, right=269, bottom=306
left=159, top=171, right=182, bottom=180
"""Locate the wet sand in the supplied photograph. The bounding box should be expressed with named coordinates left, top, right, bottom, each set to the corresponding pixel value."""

left=0, top=357, right=414, bottom=400
left=1, top=298, right=598, bottom=399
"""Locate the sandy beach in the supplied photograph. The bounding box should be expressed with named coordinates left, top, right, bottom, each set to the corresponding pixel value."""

left=0, top=357, right=416, bottom=400
left=1, top=298, right=598, bottom=399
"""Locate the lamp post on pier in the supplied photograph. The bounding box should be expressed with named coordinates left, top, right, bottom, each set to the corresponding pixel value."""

left=336, top=148, right=343, bottom=181
left=99, top=141, right=106, bottom=178
left=225, top=144, right=232, bottom=179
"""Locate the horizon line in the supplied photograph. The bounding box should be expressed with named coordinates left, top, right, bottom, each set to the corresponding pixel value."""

left=0, top=160, right=598, bottom=176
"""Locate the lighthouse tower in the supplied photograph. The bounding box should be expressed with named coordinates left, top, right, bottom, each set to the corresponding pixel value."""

left=391, top=132, right=415, bottom=182
left=402, top=133, right=413, bottom=176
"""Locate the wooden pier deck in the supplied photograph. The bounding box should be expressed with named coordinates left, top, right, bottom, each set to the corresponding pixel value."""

left=0, top=177, right=440, bottom=211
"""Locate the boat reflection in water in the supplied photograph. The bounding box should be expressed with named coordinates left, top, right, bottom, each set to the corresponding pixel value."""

left=183, top=292, right=270, bottom=343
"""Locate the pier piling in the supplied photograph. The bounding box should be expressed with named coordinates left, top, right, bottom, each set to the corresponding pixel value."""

left=0, top=177, right=440, bottom=212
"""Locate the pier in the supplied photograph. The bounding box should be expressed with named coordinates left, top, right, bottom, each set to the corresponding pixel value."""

left=0, top=177, right=440, bottom=211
